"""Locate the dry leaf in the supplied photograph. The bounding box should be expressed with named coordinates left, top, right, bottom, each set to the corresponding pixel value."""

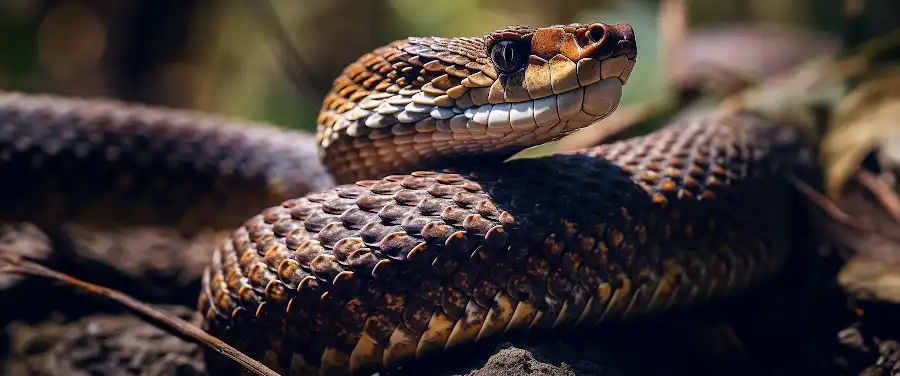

left=822, top=67, right=900, bottom=199
left=839, top=256, right=900, bottom=303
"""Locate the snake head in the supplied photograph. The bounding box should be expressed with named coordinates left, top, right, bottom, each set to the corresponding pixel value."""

left=318, top=23, right=637, bottom=183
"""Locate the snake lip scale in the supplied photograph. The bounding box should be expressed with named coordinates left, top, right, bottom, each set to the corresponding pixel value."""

left=0, top=22, right=806, bottom=376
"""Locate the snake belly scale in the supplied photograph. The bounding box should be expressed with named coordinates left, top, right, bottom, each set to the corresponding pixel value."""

left=0, top=22, right=806, bottom=376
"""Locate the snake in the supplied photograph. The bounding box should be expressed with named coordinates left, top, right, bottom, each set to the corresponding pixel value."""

left=0, top=22, right=812, bottom=376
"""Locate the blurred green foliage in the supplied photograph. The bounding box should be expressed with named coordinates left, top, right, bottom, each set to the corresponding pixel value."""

left=0, top=0, right=844, bottom=133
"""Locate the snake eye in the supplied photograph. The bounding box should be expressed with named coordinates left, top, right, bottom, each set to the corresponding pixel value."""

left=490, top=40, right=529, bottom=74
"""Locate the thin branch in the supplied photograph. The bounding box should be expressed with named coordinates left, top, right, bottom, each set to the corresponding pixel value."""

left=787, top=174, right=900, bottom=243
left=855, top=169, right=900, bottom=222
left=659, top=0, right=687, bottom=87
left=0, top=255, right=281, bottom=376
left=850, top=26, right=900, bottom=63
left=242, top=0, right=327, bottom=97
left=717, top=26, right=900, bottom=116
left=789, top=174, right=865, bottom=228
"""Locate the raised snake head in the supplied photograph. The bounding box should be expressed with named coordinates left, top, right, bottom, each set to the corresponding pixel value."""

left=317, top=23, right=637, bottom=183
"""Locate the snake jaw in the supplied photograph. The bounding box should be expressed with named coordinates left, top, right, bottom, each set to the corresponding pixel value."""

left=317, top=23, right=636, bottom=184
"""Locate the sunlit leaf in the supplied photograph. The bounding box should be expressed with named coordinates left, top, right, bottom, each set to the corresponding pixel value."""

left=822, top=68, right=900, bottom=199
left=839, top=256, right=900, bottom=303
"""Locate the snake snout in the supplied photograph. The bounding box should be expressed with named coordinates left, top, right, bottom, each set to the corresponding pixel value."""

left=607, top=24, right=637, bottom=60
left=592, top=23, right=637, bottom=84
left=556, top=23, right=636, bottom=84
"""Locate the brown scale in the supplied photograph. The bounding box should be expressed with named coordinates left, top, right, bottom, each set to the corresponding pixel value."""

left=200, top=109, right=803, bottom=376
left=0, top=21, right=805, bottom=376
left=0, top=92, right=334, bottom=231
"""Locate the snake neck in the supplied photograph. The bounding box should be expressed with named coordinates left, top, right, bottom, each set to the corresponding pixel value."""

left=315, top=23, right=638, bottom=184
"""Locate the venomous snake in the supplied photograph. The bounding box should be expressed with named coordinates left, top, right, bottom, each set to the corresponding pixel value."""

left=0, top=23, right=811, bottom=376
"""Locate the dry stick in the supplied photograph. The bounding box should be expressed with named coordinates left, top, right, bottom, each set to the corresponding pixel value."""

left=788, top=174, right=866, bottom=228
left=561, top=0, right=685, bottom=147
left=716, top=29, right=893, bottom=113
left=554, top=0, right=684, bottom=150
left=787, top=174, right=900, bottom=243
left=659, top=0, right=687, bottom=87
left=708, top=26, right=900, bottom=237
left=854, top=170, right=900, bottom=222
left=242, top=0, right=327, bottom=97
left=529, top=0, right=689, bottom=153
left=0, top=255, right=281, bottom=376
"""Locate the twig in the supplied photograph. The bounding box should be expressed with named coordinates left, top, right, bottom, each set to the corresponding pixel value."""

left=659, top=0, right=687, bottom=87
left=787, top=174, right=900, bottom=243
left=851, top=27, right=900, bottom=63
left=788, top=174, right=866, bottom=228
left=0, top=255, right=281, bottom=376
left=242, top=0, right=327, bottom=97
left=855, top=169, right=900, bottom=222
left=717, top=27, right=900, bottom=117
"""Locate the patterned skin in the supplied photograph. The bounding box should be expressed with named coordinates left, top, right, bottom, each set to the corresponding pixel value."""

left=196, top=24, right=801, bottom=376
left=0, top=23, right=807, bottom=376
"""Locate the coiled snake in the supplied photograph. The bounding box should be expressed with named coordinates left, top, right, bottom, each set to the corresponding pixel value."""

left=0, top=23, right=809, bottom=376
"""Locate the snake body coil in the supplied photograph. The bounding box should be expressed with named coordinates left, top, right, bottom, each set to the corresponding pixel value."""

left=0, top=23, right=808, bottom=376
left=0, top=93, right=335, bottom=230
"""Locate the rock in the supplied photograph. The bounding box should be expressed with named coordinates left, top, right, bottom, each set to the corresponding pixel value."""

left=460, top=346, right=578, bottom=376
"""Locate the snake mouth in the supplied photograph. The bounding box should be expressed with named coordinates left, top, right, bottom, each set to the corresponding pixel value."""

left=416, top=49, right=635, bottom=146
left=453, top=75, right=625, bottom=141
left=326, top=54, right=633, bottom=142
left=322, top=74, right=626, bottom=151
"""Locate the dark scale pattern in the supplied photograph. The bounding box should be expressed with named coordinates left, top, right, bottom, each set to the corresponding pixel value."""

left=0, top=92, right=335, bottom=231
left=199, top=110, right=800, bottom=376
left=317, top=35, right=498, bottom=183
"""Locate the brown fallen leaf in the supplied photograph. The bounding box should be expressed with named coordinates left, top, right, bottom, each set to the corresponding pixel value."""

left=855, top=170, right=900, bottom=221
left=815, top=173, right=900, bottom=302
left=822, top=67, right=900, bottom=199
left=838, top=256, right=900, bottom=303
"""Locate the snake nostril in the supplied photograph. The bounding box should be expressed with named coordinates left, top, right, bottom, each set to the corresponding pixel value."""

left=588, top=23, right=607, bottom=44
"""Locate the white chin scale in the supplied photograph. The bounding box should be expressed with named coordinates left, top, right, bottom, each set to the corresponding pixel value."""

left=322, top=77, right=622, bottom=149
